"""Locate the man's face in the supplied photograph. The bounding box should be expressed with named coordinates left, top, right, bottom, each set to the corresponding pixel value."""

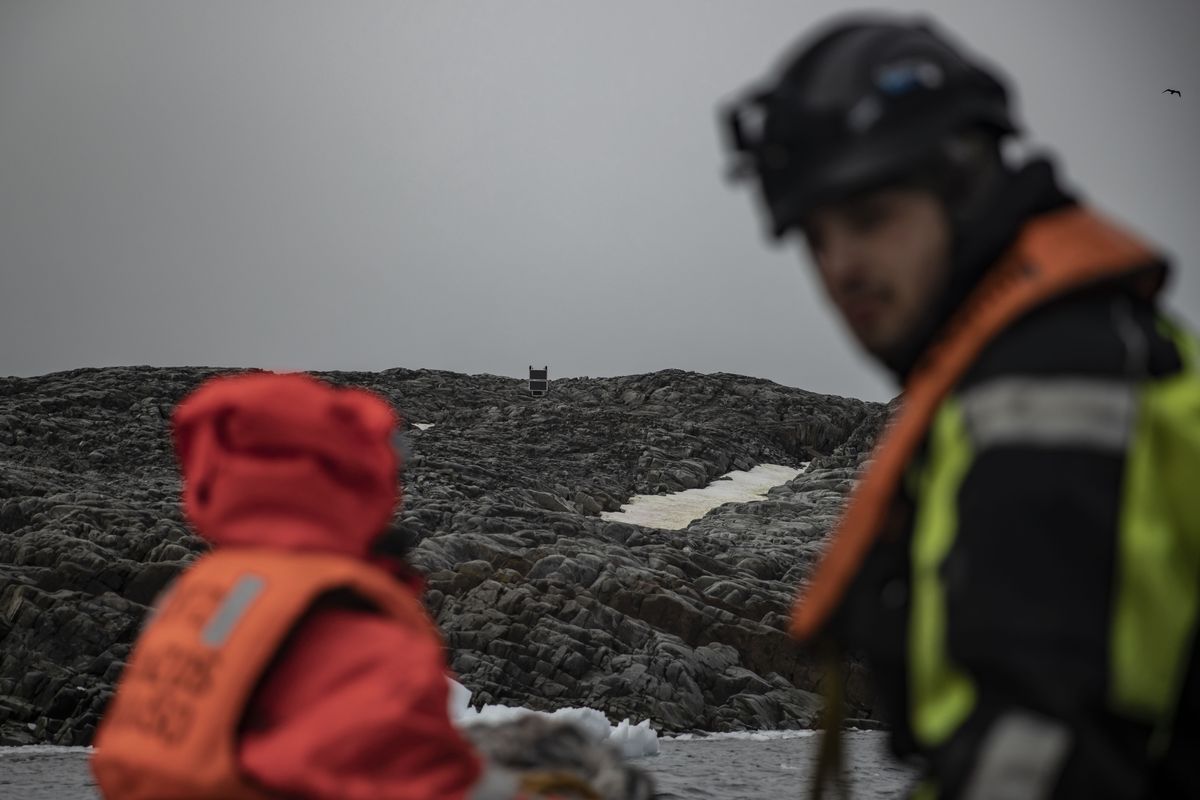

left=798, top=186, right=953, bottom=365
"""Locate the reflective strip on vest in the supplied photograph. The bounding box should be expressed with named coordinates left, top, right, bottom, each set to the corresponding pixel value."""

left=201, top=574, right=266, bottom=647
left=960, top=377, right=1137, bottom=452
left=960, top=711, right=1072, bottom=800
left=909, top=400, right=977, bottom=747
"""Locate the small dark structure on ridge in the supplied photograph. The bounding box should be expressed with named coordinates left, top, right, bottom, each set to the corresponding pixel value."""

left=528, top=365, right=548, bottom=397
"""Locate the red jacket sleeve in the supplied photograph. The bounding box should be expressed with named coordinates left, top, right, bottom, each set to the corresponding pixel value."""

left=237, top=608, right=486, bottom=800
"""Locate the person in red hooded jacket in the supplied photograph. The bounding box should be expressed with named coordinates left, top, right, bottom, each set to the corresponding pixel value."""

left=89, top=371, right=611, bottom=800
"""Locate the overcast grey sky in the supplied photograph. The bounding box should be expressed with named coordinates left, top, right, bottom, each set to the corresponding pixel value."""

left=2, top=1, right=1197, bottom=402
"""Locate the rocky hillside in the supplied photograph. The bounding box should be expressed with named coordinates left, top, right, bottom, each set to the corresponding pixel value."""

left=0, top=366, right=894, bottom=746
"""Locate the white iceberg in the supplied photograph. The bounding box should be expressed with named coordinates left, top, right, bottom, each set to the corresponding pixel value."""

left=449, top=678, right=660, bottom=759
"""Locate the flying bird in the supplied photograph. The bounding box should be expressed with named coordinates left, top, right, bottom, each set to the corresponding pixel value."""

left=1163, top=89, right=1182, bottom=96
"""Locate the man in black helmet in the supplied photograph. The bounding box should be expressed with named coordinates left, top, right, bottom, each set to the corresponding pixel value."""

left=722, top=13, right=1200, bottom=800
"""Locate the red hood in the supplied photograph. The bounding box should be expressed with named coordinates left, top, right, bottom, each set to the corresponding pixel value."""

left=171, top=372, right=402, bottom=558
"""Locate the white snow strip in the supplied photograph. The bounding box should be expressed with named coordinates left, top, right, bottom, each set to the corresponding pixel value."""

left=449, top=678, right=660, bottom=759
left=413, top=422, right=436, bottom=430
left=599, top=463, right=805, bottom=531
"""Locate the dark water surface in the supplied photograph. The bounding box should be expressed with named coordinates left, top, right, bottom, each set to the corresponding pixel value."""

left=0, top=732, right=914, bottom=798
left=635, top=731, right=915, bottom=799
left=0, top=746, right=97, bottom=799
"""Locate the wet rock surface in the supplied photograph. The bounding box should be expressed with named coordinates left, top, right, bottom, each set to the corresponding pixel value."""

left=0, top=366, right=894, bottom=746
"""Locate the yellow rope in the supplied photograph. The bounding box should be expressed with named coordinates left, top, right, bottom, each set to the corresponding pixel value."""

left=810, top=641, right=851, bottom=800
left=518, top=769, right=603, bottom=799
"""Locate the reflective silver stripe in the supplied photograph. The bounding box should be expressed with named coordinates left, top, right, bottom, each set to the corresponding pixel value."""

left=200, top=574, right=266, bottom=647
left=960, top=377, right=1136, bottom=451
left=962, top=711, right=1072, bottom=800
left=467, top=764, right=521, bottom=800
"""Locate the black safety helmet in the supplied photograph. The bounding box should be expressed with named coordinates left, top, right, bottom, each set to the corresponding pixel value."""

left=721, top=14, right=1020, bottom=239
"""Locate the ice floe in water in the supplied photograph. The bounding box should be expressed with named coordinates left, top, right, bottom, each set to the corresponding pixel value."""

left=0, top=745, right=94, bottom=756
left=449, top=678, right=660, bottom=759
left=413, top=422, right=436, bottom=430
left=599, top=463, right=805, bottom=530
left=666, top=729, right=819, bottom=742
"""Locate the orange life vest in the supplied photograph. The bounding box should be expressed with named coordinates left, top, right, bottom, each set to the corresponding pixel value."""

left=790, top=205, right=1165, bottom=642
left=90, top=548, right=440, bottom=800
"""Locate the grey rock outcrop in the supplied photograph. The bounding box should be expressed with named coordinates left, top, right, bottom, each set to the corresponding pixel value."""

left=0, top=366, right=894, bottom=746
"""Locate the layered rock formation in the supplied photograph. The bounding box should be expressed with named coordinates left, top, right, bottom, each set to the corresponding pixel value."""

left=0, top=366, right=893, bottom=746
